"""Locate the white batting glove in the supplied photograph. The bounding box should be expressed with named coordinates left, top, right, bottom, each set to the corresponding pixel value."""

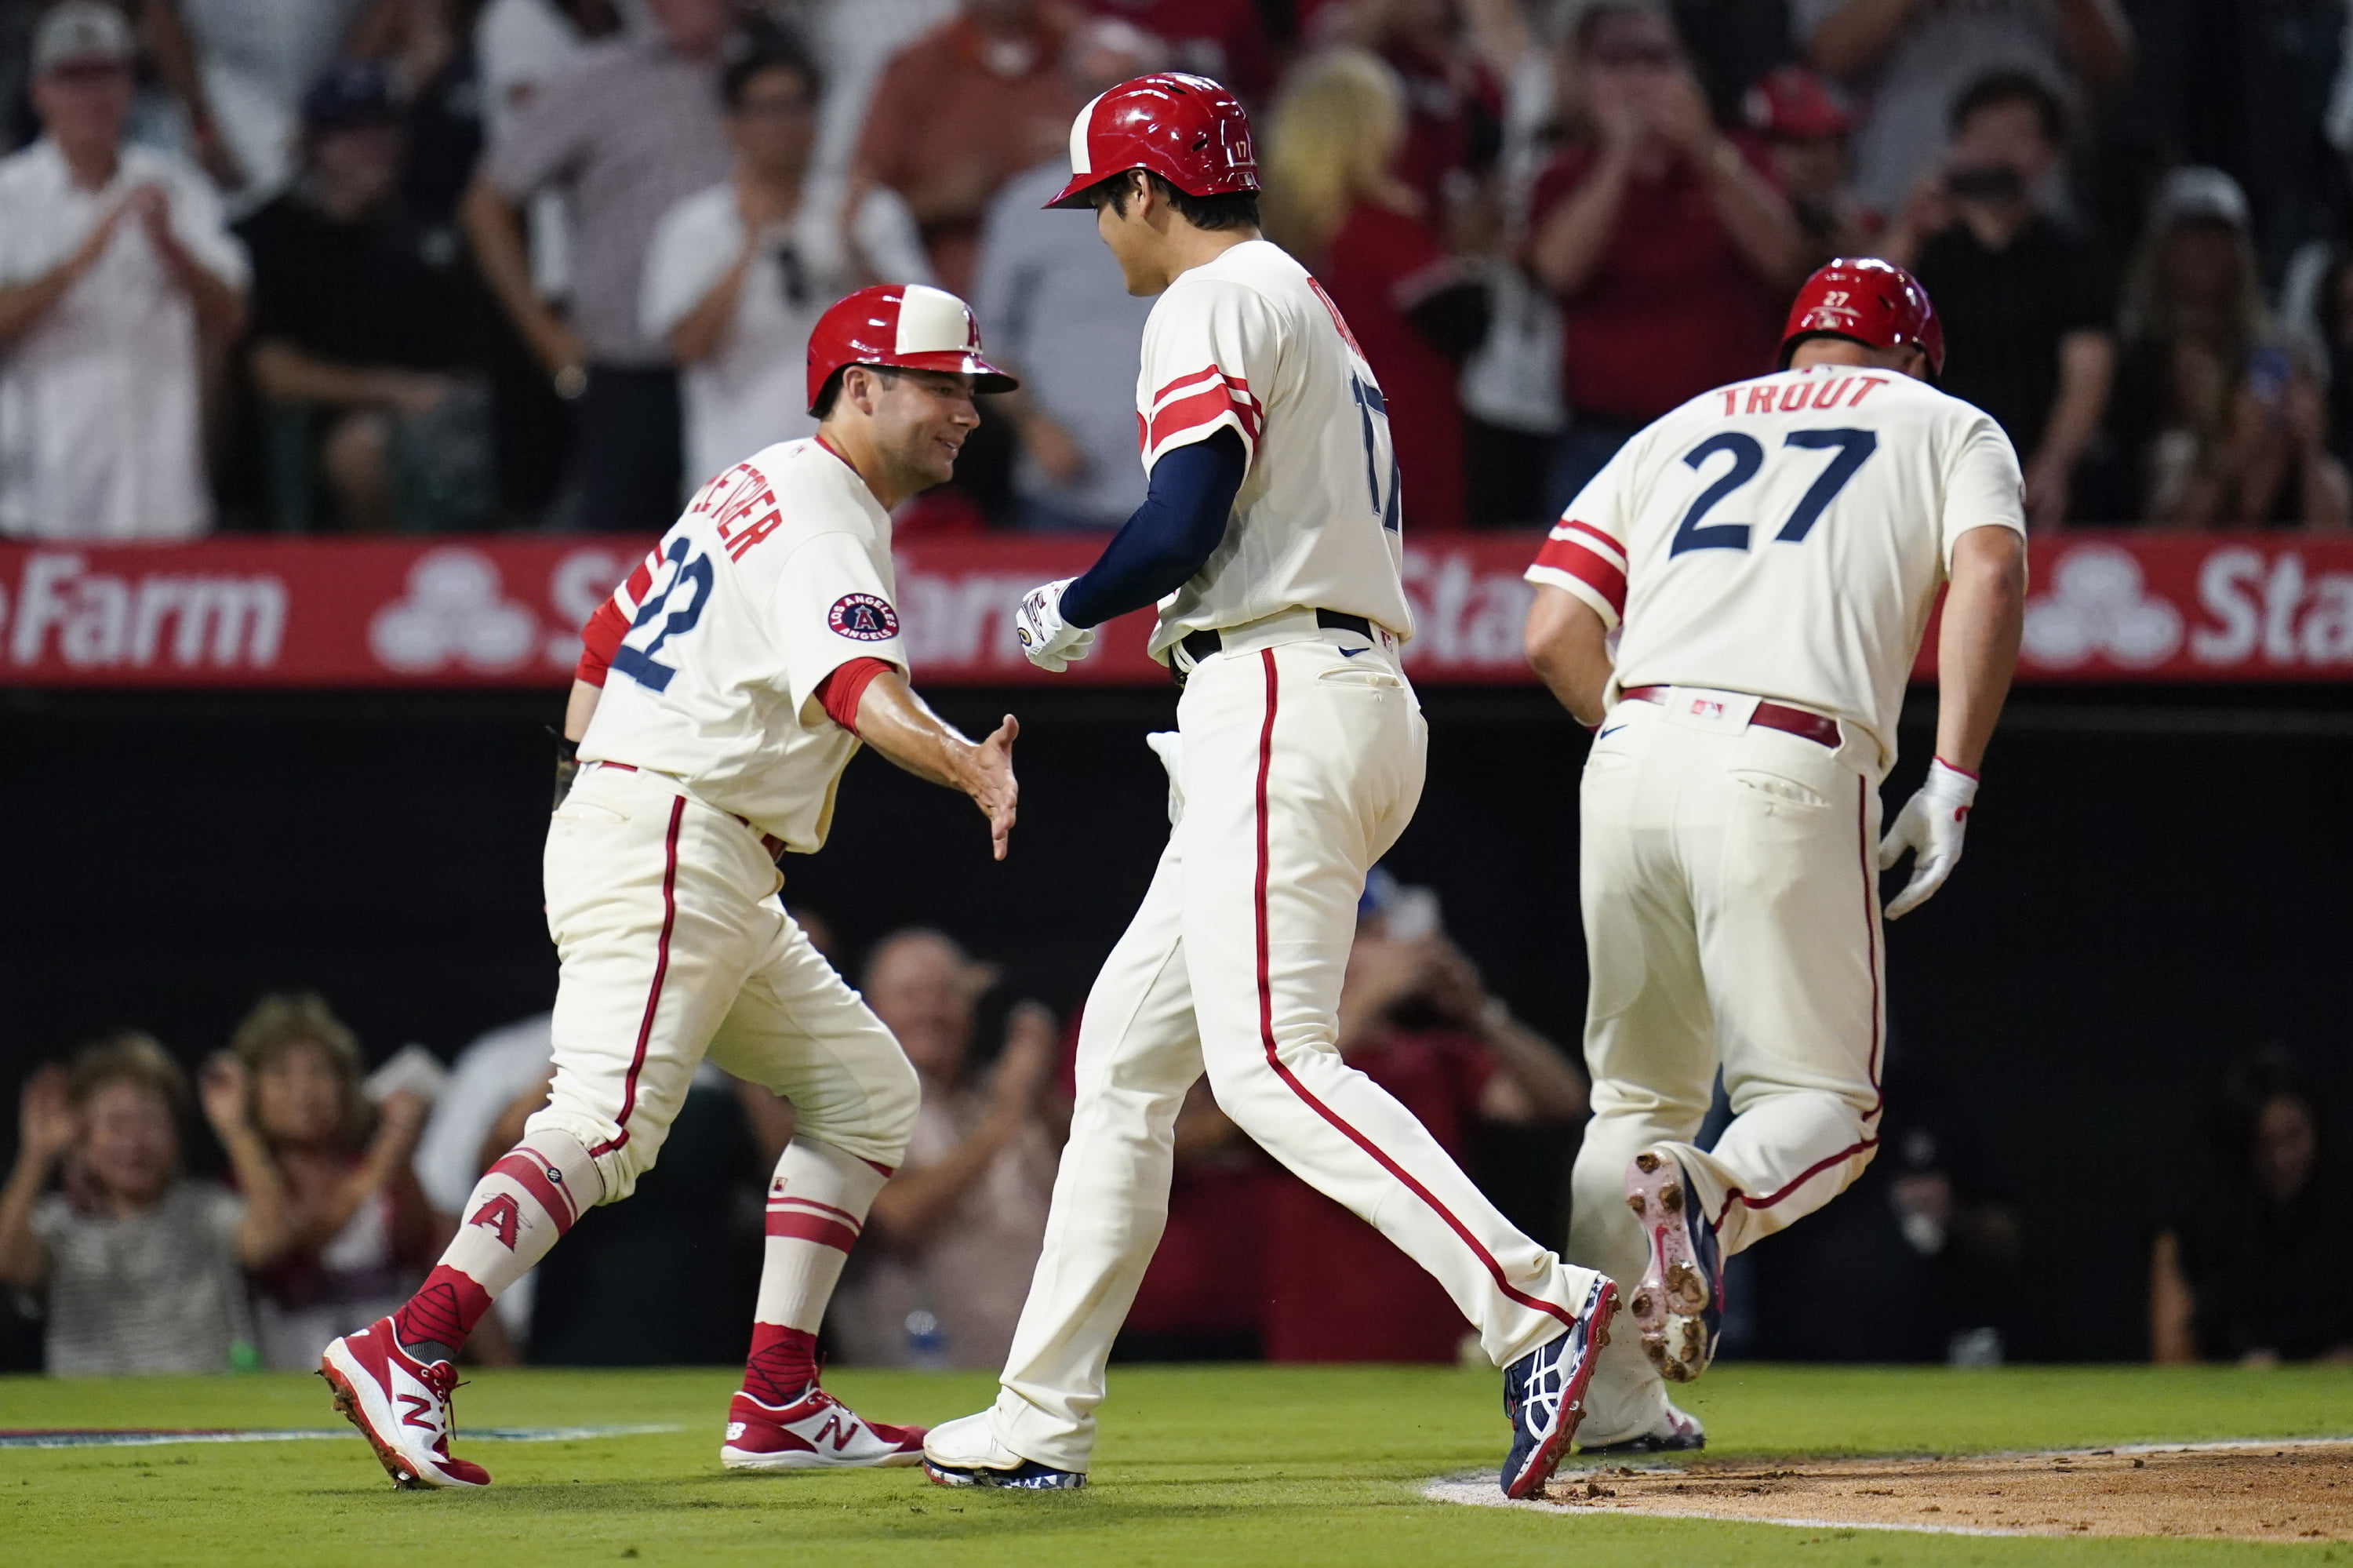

left=1877, top=759, right=1980, bottom=920
left=1015, top=577, right=1094, bottom=672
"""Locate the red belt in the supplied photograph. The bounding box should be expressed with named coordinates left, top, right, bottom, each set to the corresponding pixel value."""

left=590, top=761, right=784, bottom=860
left=1619, top=686, right=1842, bottom=748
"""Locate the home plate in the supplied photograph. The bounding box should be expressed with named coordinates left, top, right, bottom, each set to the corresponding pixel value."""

left=1424, top=1438, right=2353, bottom=1542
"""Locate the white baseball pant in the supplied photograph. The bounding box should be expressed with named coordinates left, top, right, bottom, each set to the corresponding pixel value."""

left=1566, top=686, right=1885, bottom=1428
left=986, top=617, right=1602, bottom=1473
left=529, top=762, right=919, bottom=1199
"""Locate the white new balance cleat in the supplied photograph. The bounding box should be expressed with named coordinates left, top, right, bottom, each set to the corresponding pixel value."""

left=1625, top=1148, right=1724, bottom=1384
left=318, top=1316, right=489, bottom=1490
left=921, top=1410, right=1086, bottom=1490
left=719, top=1385, right=926, bottom=1471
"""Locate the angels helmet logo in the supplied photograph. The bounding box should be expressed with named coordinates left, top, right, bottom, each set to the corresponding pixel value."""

left=827, top=593, right=900, bottom=641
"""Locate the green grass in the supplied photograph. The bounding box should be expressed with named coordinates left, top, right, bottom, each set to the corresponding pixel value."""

left=3, top=1363, right=2349, bottom=1566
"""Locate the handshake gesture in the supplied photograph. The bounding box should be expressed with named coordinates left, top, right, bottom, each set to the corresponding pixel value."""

left=1016, top=579, right=1094, bottom=673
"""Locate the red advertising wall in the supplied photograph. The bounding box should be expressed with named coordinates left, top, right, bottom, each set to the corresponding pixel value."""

left=0, top=533, right=2346, bottom=688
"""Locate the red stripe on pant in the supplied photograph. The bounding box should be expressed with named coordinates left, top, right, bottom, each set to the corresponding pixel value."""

left=1713, top=774, right=1886, bottom=1227
left=590, top=795, right=686, bottom=1158
left=1246, top=648, right=1577, bottom=1333
left=764, top=1209, right=861, bottom=1252
left=487, top=1150, right=580, bottom=1231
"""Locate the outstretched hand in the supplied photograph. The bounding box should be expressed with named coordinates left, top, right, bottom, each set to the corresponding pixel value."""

left=967, top=713, right=1020, bottom=860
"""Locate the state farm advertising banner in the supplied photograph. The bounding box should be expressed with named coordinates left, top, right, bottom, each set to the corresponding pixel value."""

left=0, top=533, right=2346, bottom=689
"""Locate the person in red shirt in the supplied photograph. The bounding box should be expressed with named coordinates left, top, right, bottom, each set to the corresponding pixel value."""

left=849, top=0, right=1079, bottom=297
left=1523, top=4, right=1806, bottom=511
left=1264, top=48, right=1488, bottom=530
left=1078, top=0, right=1275, bottom=104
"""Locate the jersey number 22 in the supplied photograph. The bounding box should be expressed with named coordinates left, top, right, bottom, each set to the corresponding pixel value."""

left=611, top=536, right=713, bottom=693
left=1670, top=428, right=1878, bottom=558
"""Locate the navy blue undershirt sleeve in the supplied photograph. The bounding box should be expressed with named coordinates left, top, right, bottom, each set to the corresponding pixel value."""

left=1058, top=427, right=1246, bottom=629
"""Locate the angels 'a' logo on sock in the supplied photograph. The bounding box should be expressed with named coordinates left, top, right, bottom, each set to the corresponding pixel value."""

left=469, top=1191, right=522, bottom=1249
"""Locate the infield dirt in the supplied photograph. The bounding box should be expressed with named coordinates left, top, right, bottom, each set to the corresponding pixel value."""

left=1538, top=1439, right=2353, bottom=1542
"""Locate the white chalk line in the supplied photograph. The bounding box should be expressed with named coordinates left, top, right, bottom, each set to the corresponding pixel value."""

left=0, top=1424, right=682, bottom=1450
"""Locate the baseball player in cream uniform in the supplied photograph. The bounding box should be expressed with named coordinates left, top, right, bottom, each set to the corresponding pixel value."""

left=1521, top=259, right=2028, bottom=1450
left=322, top=285, right=1021, bottom=1489
left=922, top=75, right=1617, bottom=1501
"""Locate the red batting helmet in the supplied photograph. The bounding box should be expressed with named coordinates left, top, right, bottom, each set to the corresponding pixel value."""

left=1780, top=256, right=1945, bottom=379
left=804, top=284, right=1018, bottom=415
left=1044, top=71, right=1260, bottom=209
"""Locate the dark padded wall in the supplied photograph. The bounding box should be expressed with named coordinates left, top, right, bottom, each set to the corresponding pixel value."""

left=2, top=683, right=2344, bottom=1360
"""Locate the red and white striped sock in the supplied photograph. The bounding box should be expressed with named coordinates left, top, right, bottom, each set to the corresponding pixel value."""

left=393, top=1131, right=602, bottom=1361
left=740, top=1139, right=889, bottom=1403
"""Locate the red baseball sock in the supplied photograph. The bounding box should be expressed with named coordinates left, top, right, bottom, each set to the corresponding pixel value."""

left=741, top=1323, right=820, bottom=1405
left=394, top=1265, right=493, bottom=1357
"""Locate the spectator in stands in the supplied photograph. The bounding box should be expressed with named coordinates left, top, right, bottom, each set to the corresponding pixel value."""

left=0, top=3, right=245, bottom=542
left=969, top=16, right=1162, bottom=532
left=232, top=991, right=437, bottom=1370
left=0, top=1034, right=290, bottom=1375
left=462, top=0, right=733, bottom=529
left=1743, top=63, right=1871, bottom=267
left=1315, top=0, right=1508, bottom=228
left=1078, top=0, right=1271, bottom=104
left=346, top=0, right=486, bottom=224
left=1523, top=3, right=1805, bottom=508
left=1797, top=0, right=2131, bottom=222
left=848, top=0, right=1077, bottom=297
left=2101, top=166, right=2350, bottom=531
left=1246, top=875, right=1589, bottom=1362
left=1878, top=71, right=2111, bottom=528
left=831, top=930, right=1062, bottom=1370
left=473, top=0, right=621, bottom=304
left=2152, top=1048, right=2351, bottom=1364
left=240, top=63, right=495, bottom=531
left=1264, top=46, right=1486, bottom=530
left=642, top=34, right=929, bottom=495
left=142, top=0, right=378, bottom=204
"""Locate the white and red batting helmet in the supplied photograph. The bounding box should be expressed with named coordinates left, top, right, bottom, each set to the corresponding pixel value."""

left=804, top=284, right=1018, bottom=414
left=1045, top=71, right=1259, bottom=209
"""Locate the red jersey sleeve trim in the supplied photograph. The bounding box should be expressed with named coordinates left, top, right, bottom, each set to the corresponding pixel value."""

left=814, top=657, right=895, bottom=735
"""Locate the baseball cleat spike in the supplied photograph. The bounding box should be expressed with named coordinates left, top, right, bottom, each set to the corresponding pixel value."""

left=1624, top=1148, right=1723, bottom=1385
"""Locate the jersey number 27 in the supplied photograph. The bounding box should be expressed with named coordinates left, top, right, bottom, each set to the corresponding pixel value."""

left=1670, top=428, right=1878, bottom=558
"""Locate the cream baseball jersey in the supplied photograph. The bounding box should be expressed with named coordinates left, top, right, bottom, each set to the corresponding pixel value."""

left=1526, top=366, right=2024, bottom=763
left=577, top=437, right=904, bottom=851
left=1135, top=238, right=1416, bottom=657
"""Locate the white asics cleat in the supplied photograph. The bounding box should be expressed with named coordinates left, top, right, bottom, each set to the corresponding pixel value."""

left=1625, top=1148, right=1724, bottom=1384
left=921, top=1410, right=1086, bottom=1490
left=318, top=1316, right=489, bottom=1490
left=719, top=1385, right=926, bottom=1471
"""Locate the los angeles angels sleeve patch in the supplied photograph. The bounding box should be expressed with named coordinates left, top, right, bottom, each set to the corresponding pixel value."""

left=827, top=593, right=900, bottom=641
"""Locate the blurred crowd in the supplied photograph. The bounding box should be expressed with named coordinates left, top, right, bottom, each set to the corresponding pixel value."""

left=5, top=878, right=2342, bottom=1376
left=2, top=0, right=2350, bottom=544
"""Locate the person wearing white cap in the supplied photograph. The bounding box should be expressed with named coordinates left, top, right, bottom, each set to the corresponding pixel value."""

left=2104, top=165, right=2352, bottom=530
left=0, top=2, right=249, bottom=541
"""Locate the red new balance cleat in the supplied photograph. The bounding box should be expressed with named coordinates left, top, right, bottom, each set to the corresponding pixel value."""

left=318, top=1316, right=490, bottom=1490
left=720, top=1385, right=927, bottom=1472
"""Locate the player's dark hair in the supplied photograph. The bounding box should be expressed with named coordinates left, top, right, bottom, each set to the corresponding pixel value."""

left=1948, top=69, right=2065, bottom=145
left=812, top=364, right=901, bottom=421
left=722, top=26, right=823, bottom=113
left=1092, top=169, right=1260, bottom=233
